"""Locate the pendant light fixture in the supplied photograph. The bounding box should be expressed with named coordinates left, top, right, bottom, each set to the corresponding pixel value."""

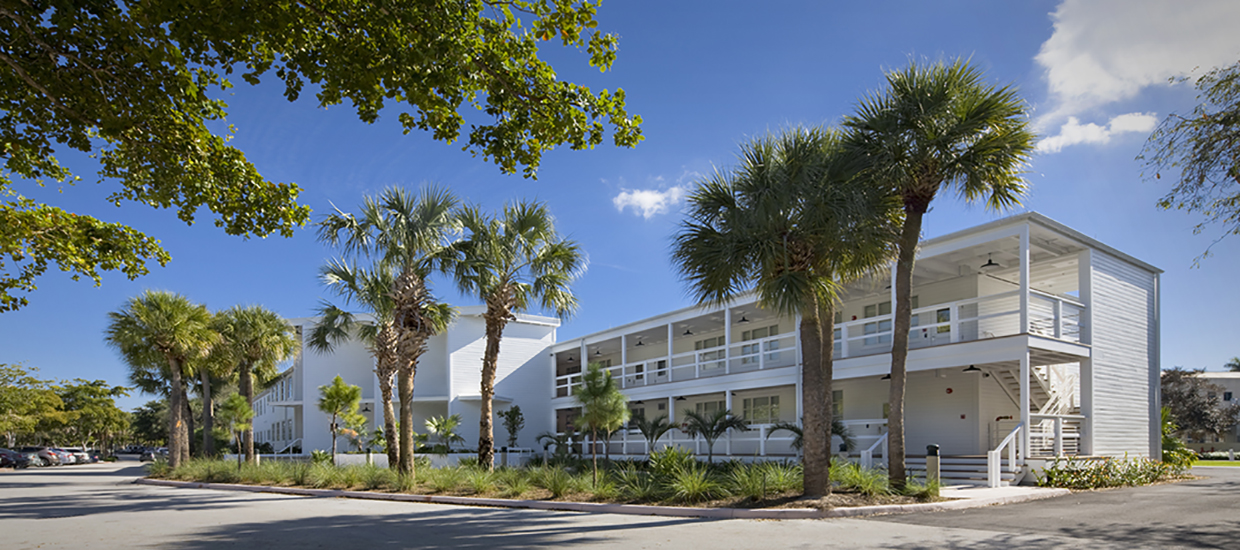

left=980, top=253, right=1001, bottom=270
left=963, top=364, right=981, bottom=373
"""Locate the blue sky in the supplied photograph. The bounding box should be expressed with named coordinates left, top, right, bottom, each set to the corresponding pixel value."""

left=7, top=0, right=1240, bottom=411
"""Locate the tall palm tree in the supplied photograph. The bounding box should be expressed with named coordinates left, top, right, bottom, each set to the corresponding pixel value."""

left=574, top=362, right=629, bottom=485
left=189, top=348, right=234, bottom=457
left=318, top=185, right=459, bottom=476
left=309, top=261, right=402, bottom=470
left=843, top=58, right=1036, bottom=489
left=672, top=127, right=899, bottom=497
left=213, top=305, right=299, bottom=463
left=105, top=290, right=216, bottom=467
left=445, top=201, right=584, bottom=469
left=634, top=414, right=673, bottom=454
left=682, top=409, right=748, bottom=463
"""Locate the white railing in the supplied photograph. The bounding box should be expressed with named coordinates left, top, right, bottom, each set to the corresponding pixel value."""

left=860, top=432, right=888, bottom=470
left=988, top=422, right=1023, bottom=488
left=1028, top=414, right=1085, bottom=458
left=277, top=438, right=302, bottom=455
left=555, top=331, right=798, bottom=396
left=1029, top=291, right=1084, bottom=343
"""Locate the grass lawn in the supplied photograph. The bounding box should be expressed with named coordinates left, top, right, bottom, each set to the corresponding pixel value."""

left=1195, top=460, right=1240, bottom=467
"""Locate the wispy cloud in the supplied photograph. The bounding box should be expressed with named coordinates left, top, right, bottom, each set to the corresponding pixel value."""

left=1033, top=0, right=1240, bottom=152
left=1036, top=113, right=1158, bottom=153
left=610, top=170, right=703, bottom=220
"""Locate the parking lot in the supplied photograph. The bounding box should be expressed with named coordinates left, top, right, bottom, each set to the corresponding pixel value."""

left=3, top=461, right=1237, bottom=549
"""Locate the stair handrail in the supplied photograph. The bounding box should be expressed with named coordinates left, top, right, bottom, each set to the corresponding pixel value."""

left=859, top=431, right=888, bottom=470
left=277, top=438, right=302, bottom=455
left=987, top=422, right=1023, bottom=488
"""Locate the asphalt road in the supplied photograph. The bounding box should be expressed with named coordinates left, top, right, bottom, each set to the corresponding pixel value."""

left=2, top=460, right=1236, bottom=549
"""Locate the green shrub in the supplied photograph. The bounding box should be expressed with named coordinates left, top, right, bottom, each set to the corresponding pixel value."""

left=427, top=467, right=466, bottom=493
left=762, top=461, right=803, bottom=493
left=1037, top=455, right=1182, bottom=489
left=830, top=457, right=889, bottom=496
left=289, top=462, right=312, bottom=486
left=536, top=466, right=573, bottom=498
left=306, top=463, right=343, bottom=488
left=667, top=463, right=726, bottom=503
left=396, top=472, right=417, bottom=492
left=465, top=468, right=497, bottom=494
left=900, top=478, right=940, bottom=500
left=457, top=457, right=480, bottom=469
left=146, top=460, right=171, bottom=478
left=648, top=446, right=695, bottom=478
left=496, top=468, right=534, bottom=498
left=310, top=450, right=332, bottom=465
left=362, top=464, right=398, bottom=491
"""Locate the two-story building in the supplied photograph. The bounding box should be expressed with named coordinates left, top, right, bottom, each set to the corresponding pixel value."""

left=548, top=212, right=1161, bottom=486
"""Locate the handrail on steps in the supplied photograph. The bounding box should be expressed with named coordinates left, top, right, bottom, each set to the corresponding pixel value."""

left=860, top=432, right=888, bottom=470
left=987, top=422, right=1023, bottom=488
left=277, top=438, right=302, bottom=455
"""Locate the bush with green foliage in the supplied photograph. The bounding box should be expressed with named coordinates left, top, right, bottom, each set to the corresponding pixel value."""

left=1037, top=456, right=1184, bottom=489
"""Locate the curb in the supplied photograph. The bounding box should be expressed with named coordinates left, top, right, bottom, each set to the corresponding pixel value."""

left=133, top=478, right=1069, bottom=520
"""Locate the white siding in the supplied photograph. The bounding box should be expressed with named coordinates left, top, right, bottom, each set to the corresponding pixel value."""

left=1089, top=250, right=1158, bottom=456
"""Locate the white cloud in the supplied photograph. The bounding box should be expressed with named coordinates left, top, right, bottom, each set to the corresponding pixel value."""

left=1033, top=0, right=1240, bottom=151
left=610, top=169, right=703, bottom=220
left=1037, top=112, right=1158, bottom=153
left=612, top=186, right=687, bottom=219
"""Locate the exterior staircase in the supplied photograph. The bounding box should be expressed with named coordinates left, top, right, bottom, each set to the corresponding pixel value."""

left=906, top=455, right=1024, bottom=487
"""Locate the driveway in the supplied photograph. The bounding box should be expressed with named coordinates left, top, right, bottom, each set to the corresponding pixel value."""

left=2, top=461, right=1235, bottom=549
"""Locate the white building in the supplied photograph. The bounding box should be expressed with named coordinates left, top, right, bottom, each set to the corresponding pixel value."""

left=548, top=212, right=1161, bottom=486
left=257, top=212, right=1162, bottom=486
left=252, top=307, right=559, bottom=456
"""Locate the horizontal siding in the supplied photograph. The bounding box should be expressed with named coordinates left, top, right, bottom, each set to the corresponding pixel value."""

left=1090, top=250, right=1156, bottom=456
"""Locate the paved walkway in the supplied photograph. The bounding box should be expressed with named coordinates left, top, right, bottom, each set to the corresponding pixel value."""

left=2, top=461, right=1235, bottom=549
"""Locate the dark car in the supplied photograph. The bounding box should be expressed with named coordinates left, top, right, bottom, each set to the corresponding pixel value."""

left=0, top=448, right=32, bottom=469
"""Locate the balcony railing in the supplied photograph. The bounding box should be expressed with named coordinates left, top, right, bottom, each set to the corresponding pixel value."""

left=555, top=289, right=1087, bottom=396
left=555, top=331, right=798, bottom=397
left=833, top=290, right=1085, bottom=359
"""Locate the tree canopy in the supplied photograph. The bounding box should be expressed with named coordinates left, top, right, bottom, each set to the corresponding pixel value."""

left=0, top=0, right=641, bottom=311
left=1160, top=368, right=1240, bottom=441
left=1142, top=59, right=1240, bottom=260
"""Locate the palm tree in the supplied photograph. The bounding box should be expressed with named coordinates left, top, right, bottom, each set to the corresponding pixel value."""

left=766, top=418, right=856, bottom=454
left=681, top=409, right=747, bottom=463
left=318, top=375, right=362, bottom=465
left=445, top=200, right=584, bottom=469
left=424, top=413, right=465, bottom=454
left=1226, top=358, right=1240, bottom=372
left=217, top=392, right=253, bottom=470
left=105, top=290, right=216, bottom=467
left=214, top=305, right=299, bottom=463
left=309, top=260, right=402, bottom=470
left=188, top=350, right=233, bottom=457
left=843, top=58, right=1036, bottom=489
left=672, top=127, right=899, bottom=496
left=319, top=185, right=459, bottom=476
left=634, top=414, right=673, bottom=455
left=574, top=362, right=629, bottom=485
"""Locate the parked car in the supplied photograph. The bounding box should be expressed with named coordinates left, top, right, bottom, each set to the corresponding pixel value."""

left=64, top=448, right=93, bottom=464
left=140, top=449, right=155, bottom=462
left=18, top=446, right=59, bottom=466
left=50, top=448, right=75, bottom=464
left=0, top=448, right=32, bottom=469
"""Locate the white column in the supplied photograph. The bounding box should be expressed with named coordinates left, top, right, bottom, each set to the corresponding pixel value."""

left=580, top=340, right=588, bottom=368
left=667, top=323, right=674, bottom=368
left=1020, top=350, right=1031, bottom=460
left=725, top=390, right=733, bottom=456
left=1078, top=249, right=1092, bottom=345
left=1079, top=357, right=1093, bottom=455
left=620, top=334, right=627, bottom=369
left=1019, top=225, right=1030, bottom=333
left=724, top=307, right=733, bottom=372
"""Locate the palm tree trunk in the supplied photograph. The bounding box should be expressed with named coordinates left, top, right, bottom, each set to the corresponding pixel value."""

left=240, top=364, right=256, bottom=463
left=397, top=369, right=414, bottom=475
left=820, top=298, right=836, bottom=493
left=377, top=369, right=399, bottom=470
left=477, top=309, right=508, bottom=471
left=799, top=300, right=829, bottom=497
left=167, top=358, right=185, bottom=468
left=888, top=205, right=926, bottom=491
left=330, top=414, right=338, bottom=466
left=182, top=387, right=194, bottom=462
left=200, top=368, right=214, bottom=457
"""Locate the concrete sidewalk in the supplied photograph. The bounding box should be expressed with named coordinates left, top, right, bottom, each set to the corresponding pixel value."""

left=135, top=477, right=1070, bottom=519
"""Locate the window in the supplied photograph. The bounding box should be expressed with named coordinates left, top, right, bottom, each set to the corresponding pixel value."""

left=1226, top=392, right=1234, bottom=402
left=863, top=297, right=917, bottom=345
left=695, top=337, right=724, bottom=369
left=694, top=400, right=726, bottom=416
left=597, top=359, right=612, bottom=368
left=742, top=395, right=780, bottom=424
left=741, top=324, right=781, bottom=365
left=832, top=390, right=843, bottom=417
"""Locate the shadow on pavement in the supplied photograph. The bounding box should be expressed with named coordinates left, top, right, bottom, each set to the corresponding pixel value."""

left=171, top=507, right=701, bottom=550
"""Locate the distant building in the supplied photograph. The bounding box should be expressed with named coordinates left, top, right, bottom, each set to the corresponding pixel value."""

left=1178, top=372, right=1240, bottom=453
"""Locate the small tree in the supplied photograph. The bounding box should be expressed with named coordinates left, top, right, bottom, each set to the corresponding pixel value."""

left=766, top=418, right=856, bottom=455
left=634, top=414, right=673, bottom=455
left=425, top=414, right=465, bottom=455
left=682, top=409, right=747, bottom=463
left=498, top=406, right=525, bottom=449
left=317, top=375, right=362, bottom=465
left=342, top=414, right=370, bottom=453
left=217, top=393, right=253, bottom=470
left=574, top=363, right=629, bottom=484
